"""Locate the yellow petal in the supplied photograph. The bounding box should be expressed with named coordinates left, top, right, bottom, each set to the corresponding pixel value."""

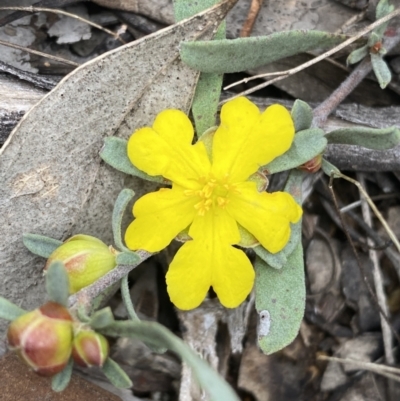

left=166, top=241, right=212, bottom=310
left=227, top=182, right=302, bottom=254
left=125, top=186, right=197, bottom=252
left=166, top=209, right=254, bottom=310
left=127, top=110, right=211, bottom=188
left=212, top=97, right=294, bottom=181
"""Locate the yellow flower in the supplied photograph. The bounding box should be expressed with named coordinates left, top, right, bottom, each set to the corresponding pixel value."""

left=125, top=97, right=302, bottom=310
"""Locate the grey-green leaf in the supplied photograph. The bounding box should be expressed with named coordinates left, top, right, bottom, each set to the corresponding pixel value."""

left=264, top=128, right=327, bottom=174
left=325, top=125, right=400, bottom=150
left=51, top=358, right=73, bottom=392
left=90, top=307, right=115, bottom=329
left=321, top=158, right=340, bottom=177
left=180, top=31, right=346, bottom=74
left=254, top=170, right=303, bottom=269
left=347, top=45, right=369, bottom=65
left=116, top=251, right=140, bottom=265
left=255, top=243, right=305, bottom=355
left=102, top=358, right=133, bottom=389
left=100, top=137, right=165, bottom=183
left=45, top=261, right=69, bottom=306
left=0, top=296, right=27, bottom=321
left=112, top=189, right=135, bottom=252
left=291, top=99, right=313, bottom=132
left=101, top=320, right=240, bottom=401
left=376, top=0, right=394, bottom=19
left=23, top=233, right=62, bottom=258
left=371, top=53, right=392, bottom=89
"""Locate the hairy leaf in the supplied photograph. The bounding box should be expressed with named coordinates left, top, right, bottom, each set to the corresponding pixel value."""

left=325, top=125, right=400, bottom=150
left=255, top=244, right=305, bottom=354
left=180, top=31, right=346, bottom=73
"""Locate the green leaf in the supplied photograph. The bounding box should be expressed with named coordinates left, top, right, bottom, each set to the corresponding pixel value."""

left=51, top=358, right=73, bottom=392
left=347, top=45, right=369, bottom=65
left=321, top=158, right=340, bottom=177
left=263, top=128, right=327, bottom=174
left=174, top=0, right=227, bottom=137
left=45, top=261, right=69, bottom=306
left=180, top=31, right=346, bottom=74
left=113, top=189, right=135, bottom=252
left=102, top=358, right=133, bottom=389
left=255, top=243, right=305, bottom=355
left=325, top=125, right=400, bottom=150
left=90, top=307, right=115, bottom=330
left=101, top=320, right=240, bottom=401
left=376, top=0, right=394, bottom=19
left=0, top=296, right=27, bottom=321
left=368, top=32, right=381, bottom=47
left=100, top=137, right=165, bottom=183
left=253, top=170, right=303, bottom=269
left=116, top=251, right=140, bottom=265
left=23, top=233, right=62, bottom=258
left=371, top=53, right=392, bottom=89
left=291, top=100, right=313, bottom=132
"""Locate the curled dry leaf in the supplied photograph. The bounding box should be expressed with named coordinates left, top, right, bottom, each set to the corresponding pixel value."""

left=0, top=0, right=237, bottom=338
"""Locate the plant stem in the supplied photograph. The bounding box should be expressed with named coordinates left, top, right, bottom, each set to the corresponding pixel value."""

left=313, top=28, right=400, bottom=126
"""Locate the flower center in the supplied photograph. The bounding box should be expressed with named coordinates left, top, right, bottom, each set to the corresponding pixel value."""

left=184, top=175, right=238, bottom=216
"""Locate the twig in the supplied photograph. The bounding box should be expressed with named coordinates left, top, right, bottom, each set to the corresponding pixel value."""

left=334, top=9, right=368, bottom=34
left=357, top=173, right=394, bottom=365
left=318, top=355, right=400, bottom=383
left=340, top=193, right=400, bottom=213
left=332, top=172, right=400, bottom=255
left=240, top=0, right=263, bottom=37
left=328, top=175, right=400, bottom=345
left=68, top=250, right=153, bottom=309
left=221, top=7, right=400, bottom=103
left=0, top=6, right=125, bottom=44
left=313, top=29, right=400, bottom=126
left=0, top=39, right=79, bottom=67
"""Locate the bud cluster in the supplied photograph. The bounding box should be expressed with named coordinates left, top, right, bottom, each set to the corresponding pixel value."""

left=7, top=301, right=109, bottom=376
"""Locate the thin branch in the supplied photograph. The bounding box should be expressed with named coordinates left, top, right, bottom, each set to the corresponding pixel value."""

left=0, top=39, right=79, bottom=67
left=68, top=250, right=153, bottom=309
left=328, top=174, right=400, bottom=345
left=240, top=0, right=264, bottom=37
left=0, top=6, right=125, bottom=44
left=318, top=355, right=400, bottom=383
left=332, top=171, right=400, bottom=255
left=358, top=173, right=394, bottom=365
left=221, top=7, right=400, bottom=103
left=313, top=29, right=400, bottom=125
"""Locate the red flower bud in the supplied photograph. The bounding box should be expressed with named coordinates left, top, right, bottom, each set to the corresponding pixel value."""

left=7, top=302, right=73, bottom=376
left=298, top=154, right=322, bottom=173
left=72, top=330, right=109, bottom=367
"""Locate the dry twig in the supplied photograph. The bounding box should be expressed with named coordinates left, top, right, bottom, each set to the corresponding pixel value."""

left=240, top=0, right=263, bottom=37
left=357, top=173, right=394, bottom=366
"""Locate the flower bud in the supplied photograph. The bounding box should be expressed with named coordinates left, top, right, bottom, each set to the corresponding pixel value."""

left=72, top=330, right=109, bottom=367
left=7, top=302, right=73, bottom=376
left=298, top=154, right=322, bottom=173
left=45, top=235, right=117, bottom=294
